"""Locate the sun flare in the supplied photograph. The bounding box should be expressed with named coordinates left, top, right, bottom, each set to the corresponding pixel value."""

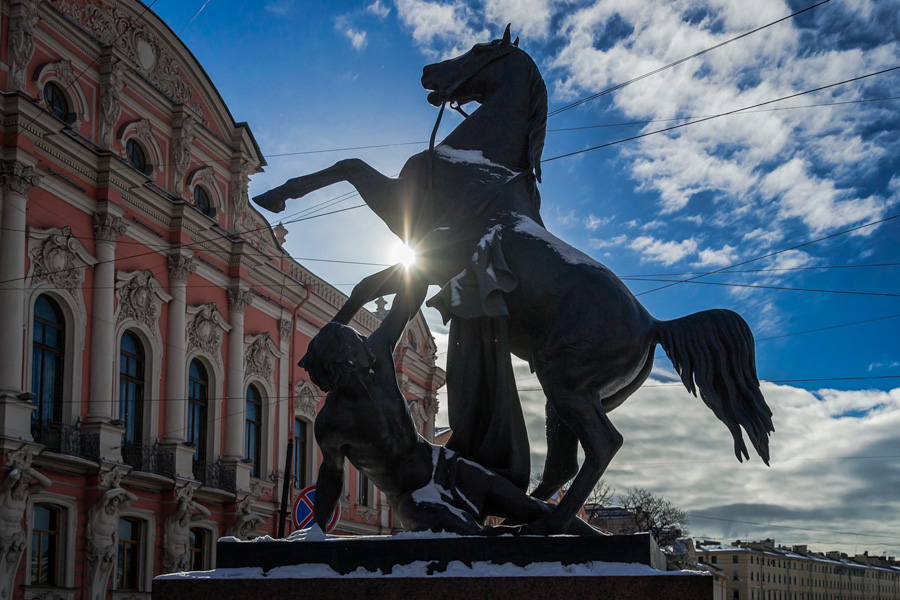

left=391, top=241, right=417, bottom=269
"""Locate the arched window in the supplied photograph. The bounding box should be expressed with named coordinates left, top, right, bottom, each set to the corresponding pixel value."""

left=119, top=332, right=145, bottom=447
left=125, top=138, right=151, bottom=175
left=293, top=419, right=308, bottom=489
left=188, top=528, right=208, bottom=571
left=42, top=82, right=70, bottom=122
left=116, top=518, right=142, bottom=590
left=245, top=385, right=262, bottom=478
left=357, top=470, right=370, bottom=506
left=193, top=185, right=215, bottom=217
left=31, top=504, right=61, bottom=585
left=32, top=295, right=65, bottom=434
left=187, top=360, right=209, bottom=464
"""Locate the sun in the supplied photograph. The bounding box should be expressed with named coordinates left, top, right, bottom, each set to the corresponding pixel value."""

left=390, top=240, right=417, bottom=269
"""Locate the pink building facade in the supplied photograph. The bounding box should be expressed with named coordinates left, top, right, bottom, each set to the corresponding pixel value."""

left=0, top=0, right=445, bottom=598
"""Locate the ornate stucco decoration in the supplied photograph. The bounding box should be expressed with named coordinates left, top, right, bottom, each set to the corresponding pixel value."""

left=230, top=161, right=272, bottom=252
left=225, top=491, right=264, bottom=541
left=92, top=213, right=128, bottom=242
left=0, top=160, right=42, bottom=196
left=278, top=318, right=292, bottom=345
left=98, top=59, right=126, bottom=148
left=226, top=286, right=253, bottom=313
left=172, top=115, right=196, bottom=193
left=407, top=399, right=428, bottom=434
left=244, top=333, right=282, bottom=381
left=97, top=464, right=131, bottom=490
left=115, top=270, right=172, bottom=339
left=356, top=505, right=379, bottom=524
left=33, top=59, right=91, bottom=127
left=8, top=0, right=41, bottom=91
left=28, top=226, right=98, bottom=300
left=186, top=303, right=231, bottom=358
left=423, top=391, right=439, bottom=420
left=50, top=0, right=205, bottom=119
left=294, top=381, right=321, bottom=422
left=166, top=253, right=197, bottom=283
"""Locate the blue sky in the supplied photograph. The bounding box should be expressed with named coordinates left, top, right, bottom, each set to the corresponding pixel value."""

left=151, top=0, right=899, bottom=554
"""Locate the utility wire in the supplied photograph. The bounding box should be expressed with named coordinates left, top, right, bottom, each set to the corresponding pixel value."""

left=756, top=314, right=900, bottom=341
left=544, top=65, right=900, bottom=163
left=514, top=375, right=900, bottom=392
left=546, top=0, right=834, bottom=117
left=625, top=278, right=900, bottom=298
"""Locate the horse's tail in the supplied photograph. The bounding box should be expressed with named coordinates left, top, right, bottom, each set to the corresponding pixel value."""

left=655, top=309, right=773, bottom=465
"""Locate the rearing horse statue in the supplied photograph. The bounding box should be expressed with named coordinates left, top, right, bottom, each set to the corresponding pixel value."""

left=254, top=26, right=774, bottom=535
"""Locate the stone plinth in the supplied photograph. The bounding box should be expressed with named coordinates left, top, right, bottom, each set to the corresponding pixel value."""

left=154, top=574, right=713, bottom=600
left=216, top=532, right=668, bottom=574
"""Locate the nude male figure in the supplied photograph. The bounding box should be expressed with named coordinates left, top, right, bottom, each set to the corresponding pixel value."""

left=301, top=277, right=597, bottom=536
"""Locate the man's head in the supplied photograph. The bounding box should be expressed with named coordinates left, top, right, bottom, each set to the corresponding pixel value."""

left=299, top=322, right=375, bottom=392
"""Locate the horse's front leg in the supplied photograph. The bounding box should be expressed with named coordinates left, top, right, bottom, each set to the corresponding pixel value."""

left=252, top=158, right=398, bottom=216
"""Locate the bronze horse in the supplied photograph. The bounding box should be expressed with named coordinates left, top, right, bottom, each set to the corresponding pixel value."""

left=254, top=27, right=774, bottom=534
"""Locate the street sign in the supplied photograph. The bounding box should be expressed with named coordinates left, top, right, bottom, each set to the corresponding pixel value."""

left=291, top=485, right=340, bottom=532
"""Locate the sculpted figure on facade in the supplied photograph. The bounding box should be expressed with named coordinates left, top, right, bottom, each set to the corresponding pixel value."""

left=163, top=486, right=210, bottom=573
left=0, top=447, right=51, bottom=600
left=99, top=59, right=127, bottom=148
left=85, top=487, right=137, bottom=600
left=8, top=0, right=41, bottom=91
left=172, top=115, right=196, bottom=193
left=225, top=493, right=263, bottom=541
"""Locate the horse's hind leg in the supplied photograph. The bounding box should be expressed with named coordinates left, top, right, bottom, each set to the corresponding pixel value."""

left=521, top=387, right=623, bottom=535
left=253, top=159, right=399, bottom=220
left=530, top=403, right=579, bottom=502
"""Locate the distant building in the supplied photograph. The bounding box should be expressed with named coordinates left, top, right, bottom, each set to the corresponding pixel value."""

left=0, top=0, right=444, bottom=599
left=696, top=538, right=900, bottom=600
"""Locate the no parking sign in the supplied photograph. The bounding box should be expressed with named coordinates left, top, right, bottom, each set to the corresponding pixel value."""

left=291, top=485, right=340, bottom=532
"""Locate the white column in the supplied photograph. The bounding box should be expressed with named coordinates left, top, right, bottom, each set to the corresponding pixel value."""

left=0, top=160, right=40, bottom=395
left=225, top=287, right=252, bottom=459
left=162, top=252, right=196, bottom=442
left=87, top=213, right=127, bottom=421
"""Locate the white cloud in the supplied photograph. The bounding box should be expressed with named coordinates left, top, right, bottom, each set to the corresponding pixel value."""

left=366, top=0, right=391, bottom=19
left=868, top=361, right=900, bottom=372
left=695, top=243, right=737, bottom=267
left=585, top=214, right=613, bottom=230
left=395, top=0, right=488, bottom=57
left=629, top=235, right=698, bottom=265
left=483, top=0, right=551, bottom=40
left=264, top=0, right=293, bottom=16
left=588, top=234, right=627, bottom=249
left=343, top=27, right=369, bottom=50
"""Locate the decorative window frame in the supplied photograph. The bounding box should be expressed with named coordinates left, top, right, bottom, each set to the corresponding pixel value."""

left=292, top=381, right=320, bottom=487
left=113, top=324, right=163, bottom=446
left=243, top=377, right=274, bottom=482
left=117, top=119, right=164, bottom=176
left=112, top=509, right=156, bottom=595
left=187, top=522, right=219, bottom=571
left=33, top=60, right=89, bottom=127
left=23, top=493, right=78, bottom=592
left=23, top=287, right=87, bottom=428
left=184, top=353, right=222, bottom=465
left=186, top=167, right=223, bottom=217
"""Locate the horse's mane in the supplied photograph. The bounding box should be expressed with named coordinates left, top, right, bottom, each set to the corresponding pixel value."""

left=520, top=50, right=548, bottom=185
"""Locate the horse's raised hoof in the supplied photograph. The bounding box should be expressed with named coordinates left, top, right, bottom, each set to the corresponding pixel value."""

left=252, top=189, right=287, bottom=213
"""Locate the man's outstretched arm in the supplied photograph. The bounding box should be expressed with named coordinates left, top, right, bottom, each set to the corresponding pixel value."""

left=370, top=273, right=428, bottom=352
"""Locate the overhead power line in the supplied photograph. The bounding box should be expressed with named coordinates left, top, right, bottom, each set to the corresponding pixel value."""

left=547, top=0, right=834, bottom=117
left=756, top=314, right=900, bottom=341
left=626, top=278, right=900, bottom=298
left=544, top=65, right=900, bottom=163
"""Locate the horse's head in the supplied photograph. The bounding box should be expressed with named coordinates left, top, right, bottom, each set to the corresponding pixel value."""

left=421, top=24, right=520, bottom=108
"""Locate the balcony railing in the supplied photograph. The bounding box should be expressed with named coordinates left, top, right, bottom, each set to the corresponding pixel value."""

left=121, top=442, right=174, bottom=477
left=33, top=420, right=82, bottom=455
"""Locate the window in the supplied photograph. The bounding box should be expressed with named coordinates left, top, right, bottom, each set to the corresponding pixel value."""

left=193, top=185, right=215, bottom=217
left=734, top=555, right=739, bottom=563
left=42, top=82, right=70, bottom=122
left=32, top=295, right=65, bottom=431
left=293, top=419, right=308, bottom=489
left=245, top=385, right=262, bottom=478
left=187, top=360, right=209, bottom=464
left=119, top=332, right=145, bottom=447
left=188, top=528, right=207, bottom=571
left=31, top=504, right=61, bottom=585
left=734, top=571, right=740, bottom=581
left=116, top=518, right=142, bottom=590
left=357, top=470, right=370, bottom=506
left=126, top=139, right=151, bottom=175
left=712, top=556, right=718, bottom=564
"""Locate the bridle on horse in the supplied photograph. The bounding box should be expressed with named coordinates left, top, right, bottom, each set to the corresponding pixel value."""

left=426, top=43, right=531, bottom=234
